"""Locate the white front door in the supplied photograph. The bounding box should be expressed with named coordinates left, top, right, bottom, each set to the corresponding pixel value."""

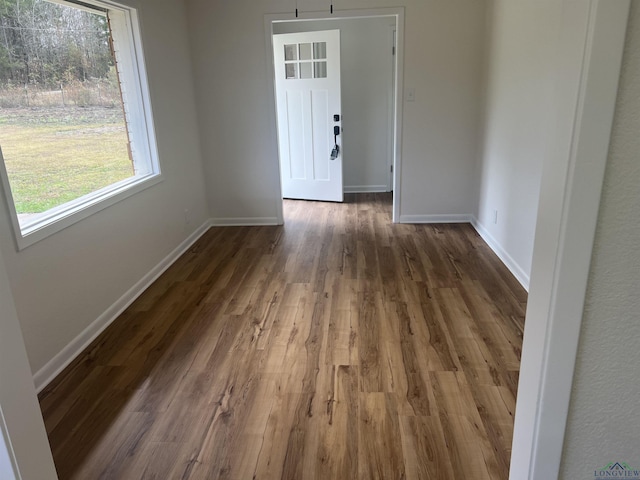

left=273, top=30, right=343, bottom=202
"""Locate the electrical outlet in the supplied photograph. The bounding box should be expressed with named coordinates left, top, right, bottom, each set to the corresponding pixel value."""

left=184, top=209, right=191, bottom=226
left=493, top=210, right=498, bottom=224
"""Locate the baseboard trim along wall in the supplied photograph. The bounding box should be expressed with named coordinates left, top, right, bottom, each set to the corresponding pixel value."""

left=471, top=217, right=530, bottom=290
left=400, top=213, right=529, bottom=290
left=33, top=220, right=213, bottom=393
left=210, top=217, right=280, bottom=226
left=399, top=214, right=472, bottom=224
left=343, top=185, right=389, bottom=193
left=34, top=213, right=529, bottom=391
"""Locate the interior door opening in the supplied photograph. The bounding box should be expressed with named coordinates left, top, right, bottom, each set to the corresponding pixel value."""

left=270, top=14, right=400, bottom=219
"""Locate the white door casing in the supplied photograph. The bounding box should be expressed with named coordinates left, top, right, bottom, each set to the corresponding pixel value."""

left=273, top=30, right=343, bottom=202
left=0, top=241, right=58, bottom=479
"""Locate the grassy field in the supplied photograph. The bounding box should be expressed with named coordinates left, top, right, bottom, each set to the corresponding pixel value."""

left=0, top=106, right=133, bottom=214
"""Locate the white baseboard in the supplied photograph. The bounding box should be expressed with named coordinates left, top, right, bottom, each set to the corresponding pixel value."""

left=32, top=214, right=528, bottom=392
left=343, top=185, right=389, bottom=193
left=399, top=214, right=472, bottom=224
left=33, top=220, right=213, bottom=393
left=210, top=217, right=280, bottom=226
left=471, top=217, right=530, bottom=291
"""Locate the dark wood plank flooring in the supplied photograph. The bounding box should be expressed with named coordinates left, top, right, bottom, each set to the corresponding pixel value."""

left=39, top=193, right=526, bottom=479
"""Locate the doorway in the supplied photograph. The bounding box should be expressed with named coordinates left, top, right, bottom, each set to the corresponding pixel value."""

left=267, top=10, right=403, bottom=221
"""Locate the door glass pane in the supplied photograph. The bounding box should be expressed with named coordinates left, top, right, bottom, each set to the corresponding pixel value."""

left=300, top=62, right=312, bottom=79
left=314, top=61, right=327, bottom=78
left=313, top=42, right=327, bottom=59
left=299, top=43, right=312, bottom=61
left=285, top=63, right=298, bottom=79
left=284, top=44, right=297, bottom=61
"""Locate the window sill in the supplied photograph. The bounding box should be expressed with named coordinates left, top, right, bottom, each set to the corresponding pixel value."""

left=9, top=173, right=163, bottom=251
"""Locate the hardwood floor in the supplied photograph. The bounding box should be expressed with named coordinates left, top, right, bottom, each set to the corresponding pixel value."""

left=39, top=193, right=526, bottom=480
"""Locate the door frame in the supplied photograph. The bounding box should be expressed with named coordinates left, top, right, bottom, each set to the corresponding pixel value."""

left=387, top=25, right=396, bottom=192
left=264, top=7, right=405, bottom=222
left=0, top=247, right=58, bottom=479
left=510, top=1, right=630, bottom=478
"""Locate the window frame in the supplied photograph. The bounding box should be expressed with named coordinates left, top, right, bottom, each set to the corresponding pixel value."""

left=0, top=0, right=161, bottom=250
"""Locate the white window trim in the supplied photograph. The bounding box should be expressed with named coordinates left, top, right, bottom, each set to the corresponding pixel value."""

left=0, top=0, right=161, bottom=251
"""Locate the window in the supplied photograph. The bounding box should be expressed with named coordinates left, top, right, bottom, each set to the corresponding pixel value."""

left=283, top=42, right=327, bottom=79
left=0, top=0, right=160, bottom=249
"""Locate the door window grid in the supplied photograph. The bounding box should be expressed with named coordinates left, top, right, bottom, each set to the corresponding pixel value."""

left=284, top=42, right=327, bottom=79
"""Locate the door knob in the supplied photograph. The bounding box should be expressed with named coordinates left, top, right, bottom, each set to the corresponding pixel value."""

left=331, top=125, right=341, bottom=160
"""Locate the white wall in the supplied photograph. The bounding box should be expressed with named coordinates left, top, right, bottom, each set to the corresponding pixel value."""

left=186, top=0, right=486, bottom=221
left=560, top=4, right=640, bottom=477
left=0, top=0, right=209, bottom=377
left=0, top=247, right=58, bottom=479
left=474, top=0, right=564, bottom=288
left=273, top=17, right=396, bottom=193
